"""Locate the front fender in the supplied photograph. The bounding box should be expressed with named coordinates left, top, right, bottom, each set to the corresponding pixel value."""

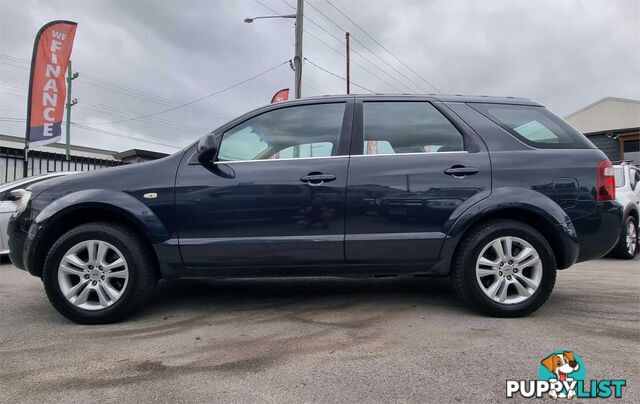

left=33, top=189, right=170, bottom=243
left=431, top=187, right=579, bottom=274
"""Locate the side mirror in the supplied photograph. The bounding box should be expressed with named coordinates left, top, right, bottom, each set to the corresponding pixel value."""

left=7, top=188, right=26, bottom=202
left=196, top=133, right=218, bottom=165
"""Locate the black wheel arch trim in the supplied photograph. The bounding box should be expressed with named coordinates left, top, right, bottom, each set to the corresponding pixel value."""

left=432, top=187, right=579, bottom=275
left=25, top=189, right=175, bottom=278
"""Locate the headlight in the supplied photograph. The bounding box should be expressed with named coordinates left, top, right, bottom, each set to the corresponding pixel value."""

left=14, top=190, right=32, bottom=214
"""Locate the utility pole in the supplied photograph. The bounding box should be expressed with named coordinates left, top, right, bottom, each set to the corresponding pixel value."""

left=345, top=32, right=350, bottom=94
left=294, top=0, right=303, bottom=100
left=293, top=0, right=304, bottom=158
left=65, top=60, right=79, bottom=160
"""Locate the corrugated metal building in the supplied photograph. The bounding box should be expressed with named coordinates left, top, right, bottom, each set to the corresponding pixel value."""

left=565, top=97, right=640, bottom=163
left=0, top=134, right=168, bottom=183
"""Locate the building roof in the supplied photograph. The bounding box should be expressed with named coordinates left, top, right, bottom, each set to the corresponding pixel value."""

left=565, top=97, right=640, bottom=134
left=0, top=133, right=118, bottom=160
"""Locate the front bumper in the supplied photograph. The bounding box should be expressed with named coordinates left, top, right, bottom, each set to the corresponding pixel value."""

left=7, top=218, right=27, bottom=271
left=7, top=203, right=36, bottom=274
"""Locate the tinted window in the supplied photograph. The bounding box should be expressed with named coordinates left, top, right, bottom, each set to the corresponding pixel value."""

left=362, top=102, right=464, bottom=154
left=631, top=168, right=639, bottom=189
left=218, top=103, right=345, bottom=161
left=472, top=103, right=593, bottom=148
left=274, top=142, right=333, bottom=159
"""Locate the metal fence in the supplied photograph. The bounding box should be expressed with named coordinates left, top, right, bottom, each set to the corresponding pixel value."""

left=0, top=146, right=123, bottom=184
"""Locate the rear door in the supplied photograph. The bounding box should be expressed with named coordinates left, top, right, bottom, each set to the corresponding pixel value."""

left=175, top=99, right=353, bottom=268
left=345, top=98, right=491, bottom=264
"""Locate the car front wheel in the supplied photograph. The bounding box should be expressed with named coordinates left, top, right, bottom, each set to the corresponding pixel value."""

left=43, top=222, right=157, bottom=324
left=451, top=219, right=556, bottom=317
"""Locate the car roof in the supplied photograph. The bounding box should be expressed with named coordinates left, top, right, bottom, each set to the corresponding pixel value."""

left=281, top=93, right=542, bottom=107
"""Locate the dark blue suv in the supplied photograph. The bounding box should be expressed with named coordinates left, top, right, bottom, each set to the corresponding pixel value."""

left=8, top=95, right=622, bottom=323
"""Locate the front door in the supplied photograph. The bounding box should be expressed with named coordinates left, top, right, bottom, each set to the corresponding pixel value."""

left=176, top=100, right=353, bottom=268
left=345, top=99, right=491, bottom=264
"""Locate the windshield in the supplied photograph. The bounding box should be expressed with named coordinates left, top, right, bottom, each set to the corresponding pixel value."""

left=614, top=167, right=625, bottom=187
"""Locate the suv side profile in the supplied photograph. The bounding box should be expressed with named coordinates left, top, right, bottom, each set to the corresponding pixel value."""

left=8, top=95, right=622, bottom=324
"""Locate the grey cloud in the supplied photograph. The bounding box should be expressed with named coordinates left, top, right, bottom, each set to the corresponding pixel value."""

left=0, top=0, right=638, bottom=154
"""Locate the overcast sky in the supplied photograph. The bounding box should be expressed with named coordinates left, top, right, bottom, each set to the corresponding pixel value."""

left=1, top=0, right=638, bottom=154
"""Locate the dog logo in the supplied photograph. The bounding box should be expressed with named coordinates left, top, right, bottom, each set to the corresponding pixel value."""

left=506, top=350, right=626, bottom=399
left=540, top=351, right=582, bottom=399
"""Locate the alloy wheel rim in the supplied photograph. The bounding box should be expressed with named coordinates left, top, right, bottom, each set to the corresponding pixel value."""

left=475, top=236, right=543, bottom=305
left=626, top=223, right=637, bottom=255
left=57, top=240, right=129, bottom=311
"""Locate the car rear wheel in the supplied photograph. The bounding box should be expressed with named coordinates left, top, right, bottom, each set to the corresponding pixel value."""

left=451, top=219, right=556, bottom=317
left=43, top=222, right=157, bottom=324
left=609, top=216, right=637, bottom=260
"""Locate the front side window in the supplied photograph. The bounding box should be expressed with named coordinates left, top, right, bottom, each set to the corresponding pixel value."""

left=362, top=102, right=464, bottom=155
left=472, top=103, right=593, bottom=148
left=218, top=103, right=345, bottom=161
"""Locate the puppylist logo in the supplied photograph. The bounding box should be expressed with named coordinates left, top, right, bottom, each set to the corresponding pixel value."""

left=506, top=350, right=626, bottom=399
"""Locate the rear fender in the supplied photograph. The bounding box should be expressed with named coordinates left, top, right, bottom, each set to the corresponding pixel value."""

left=431, top=187, right=578, bottom=274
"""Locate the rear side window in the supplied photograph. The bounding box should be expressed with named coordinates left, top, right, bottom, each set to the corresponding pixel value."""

left=362, top=102, right=464, bottom=154
left=471, top=103, right=593, bottom=148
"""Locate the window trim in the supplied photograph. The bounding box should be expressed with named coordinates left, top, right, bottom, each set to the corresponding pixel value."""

left=213, top=100, right=353, bottom=164
left=350, top=99, right=476, bottom=156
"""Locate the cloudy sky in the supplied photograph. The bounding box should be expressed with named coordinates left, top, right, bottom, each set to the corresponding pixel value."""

left=0, top=0, right=638, bottom=154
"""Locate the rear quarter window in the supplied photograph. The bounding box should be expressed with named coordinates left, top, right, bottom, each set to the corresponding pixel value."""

left=471, top=103, right=593, bottom=149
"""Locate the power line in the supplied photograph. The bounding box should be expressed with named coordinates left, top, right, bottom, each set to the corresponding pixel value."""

left=323, top=0, right=440, bottom=93
left=70, top=122, right=183, bottom=149
left=0, top=116, right=183, bottom=149
left=76, top=75, right=232, bottom=120
left=82, top=60, right=289, bottom=124
left=0, top=54, right=233, bottom=121
left=254, top=0, right=402, bottom=93
left=304, top=58, right=376, bottom=93
left=0, top=85, right=215, bottom=133
left=304, top=0, right=424, bottom=93
left=302, top=12, right=407, bottom=92
left=76, top=99, right=212, bottom=131
left=276, top=0, right=409, bottom=92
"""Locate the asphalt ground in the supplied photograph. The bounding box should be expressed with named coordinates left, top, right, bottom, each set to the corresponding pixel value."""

left=0, top=257, right=638, bottom=403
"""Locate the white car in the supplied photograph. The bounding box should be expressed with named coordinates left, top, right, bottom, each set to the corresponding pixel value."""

left=611, top=162, right=640, bottom=259
left=0, top=172, right=77, bottom=254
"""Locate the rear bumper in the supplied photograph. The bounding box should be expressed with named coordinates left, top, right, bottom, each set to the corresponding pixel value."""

left=574, top=201, right=623, bottom=262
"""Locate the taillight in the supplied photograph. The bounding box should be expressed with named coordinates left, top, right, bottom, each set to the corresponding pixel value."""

left=596, top=159, right=615, bottom=201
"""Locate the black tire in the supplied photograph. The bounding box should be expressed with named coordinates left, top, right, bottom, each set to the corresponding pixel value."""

left=43, top=222, right=157, bottom=324
left=608, top=216, right=638, bottom=260
left=451, top=219, right=557, bottom=317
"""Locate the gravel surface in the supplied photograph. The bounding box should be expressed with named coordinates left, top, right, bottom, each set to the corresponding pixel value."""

left=0, top=257, right=638, bottom=403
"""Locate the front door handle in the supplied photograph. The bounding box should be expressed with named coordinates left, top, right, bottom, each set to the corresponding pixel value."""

left=300, top=173, right=336, bottom=186
left=444, top=165, right=479, bottom=177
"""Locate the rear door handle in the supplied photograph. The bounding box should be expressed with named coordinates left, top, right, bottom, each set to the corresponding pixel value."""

left=300, top=173, right=336, bottom=186
left=444, top=166, right=479, bottom=177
